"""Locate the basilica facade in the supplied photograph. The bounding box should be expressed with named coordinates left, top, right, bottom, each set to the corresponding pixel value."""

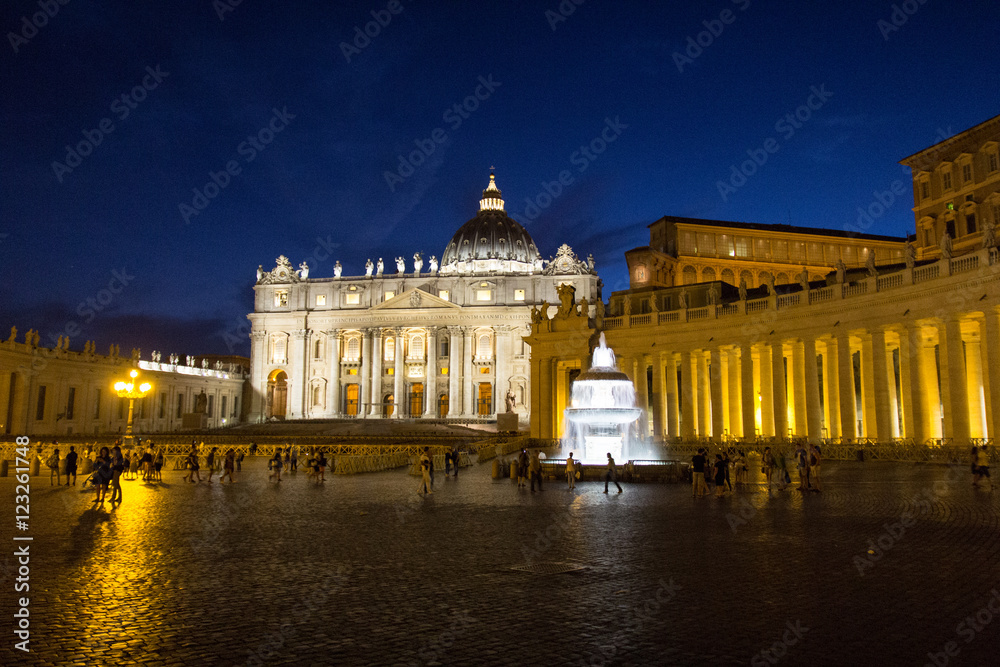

left=247, top=174, right=601, bottom=423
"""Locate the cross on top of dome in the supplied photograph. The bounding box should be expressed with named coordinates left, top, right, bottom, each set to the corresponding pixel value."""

left=480, top=170, right=504, bottom=211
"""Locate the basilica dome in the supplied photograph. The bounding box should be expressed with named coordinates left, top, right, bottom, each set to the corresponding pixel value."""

left=438, top=173, right=542, bottom=275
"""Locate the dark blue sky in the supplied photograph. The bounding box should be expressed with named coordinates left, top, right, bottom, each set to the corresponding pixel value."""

left=2, top=0, right=998, bottom=358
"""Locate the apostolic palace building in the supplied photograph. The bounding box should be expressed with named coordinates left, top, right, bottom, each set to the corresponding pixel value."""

left=246, top=173, right=600, bottom=423
left=528, top=113, right=1000, bottom=447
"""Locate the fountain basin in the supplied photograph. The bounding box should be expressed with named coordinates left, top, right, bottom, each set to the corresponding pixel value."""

left=565, top=406, right=642, bottom=425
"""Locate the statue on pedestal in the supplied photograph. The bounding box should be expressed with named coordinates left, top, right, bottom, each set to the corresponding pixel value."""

left=587, top=254, right=595, bottom=271
left=982, top=222, right=997, bottom=250
left=623, top=298, right=632, bottom=317
left=766, top=273, right=776, bottom=296
left=194, top=391, right=208, bottom=414
left=395, top=257, right=405, bottom=274
left=904, top=241, right=916, bottom=268
left=835, top=259, right=846, bottom=284
left=678, top=290, right=688, bottom=309
left=708, top=284, right=720, bottom=305
left=298, top=262, right=309, bottom=280
left=413, top=252, right=423, bottom=276
left=428, top=256, right=438, bottom=274
left=797, top=268, right=810, bottom=291
left=334, top=261, right=343, bottom=278
left=7, top=326, right=15, bottom=343
left=940, top=232, right=953, bottom=260
left=257, top=265, right=264, bottom=282
left=505, top=391, right=516, bottom=413
left=376, top=258, right=384, bottom=276
left=365, top=259, right=374, bottom=278
left=865, top=251, right=877, bottom=278
left=738, top=278, right=748, bottom=301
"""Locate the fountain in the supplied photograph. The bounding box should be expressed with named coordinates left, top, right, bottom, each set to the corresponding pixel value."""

left=563, top=333, right=643, bottom=464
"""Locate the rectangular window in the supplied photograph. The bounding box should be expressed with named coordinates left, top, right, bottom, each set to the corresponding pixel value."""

left=176, top=394, right=184, bottom=418
left=221, top=395, right=228, bottom=419
left=480, top=366, right=490, bottom=374
left=35, top=386, right=46, bottom=421
left=233, top=396, right=239, bottom=418
left=989, top=152, right=999, bottom=173
left=962, top=164, right=972, bottom=182
left=921, top=181, right=930, bottom=199
left=772, top=240, right=788, bottom=261
left=345, top=293, right=360, bottom=305
left=734, top=236, right=750, bottom=258
left=93, top=389, right=101, bottom=419
left=316, top=294, right=326, bottom=306
left=274, top=290, right=288, bottom=307
left=441, top=367, right=448, bottom=375
left=697, top=232, right=716, bottom=255
left=347, top=368, right=358, bottom=375
left=476, top=289, right=491, bottom=301
left=513, top=289, right=525, bottom=301
left=679, top=231, right=697, bottom=254
left=440, top=338, right=449, bottom=357
left=118, top=397, right=125, bottom=419
left=66, top=387, right=75, bottom=420
left=207, top=394, right=214, bottom=417
left=159, top=392, right=166, bottom=418
left=943, top=171, right=952, bottom=190
left=439, top=290, right=449, bottom=301
left=966, top=213, right=977, bottom=235
left=384, top=291, right=395, bottom=301
left=387, top=368, right=395, bottom=375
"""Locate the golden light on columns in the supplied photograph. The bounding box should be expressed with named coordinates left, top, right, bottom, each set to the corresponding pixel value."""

left=114, top=369, right=151, bottom=448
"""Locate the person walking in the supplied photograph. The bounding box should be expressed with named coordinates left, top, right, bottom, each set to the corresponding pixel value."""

left=975, top=445, right=993, bottom=490
left=284, top=446, right=291, bottom=472
left=418, top=448, right=433, bottom=495
left=566, top=452, right=577, bottom=490
left=604, top=453, right=623, bottom=494
left=317, top=451, right=328, bottom=483
left=236, top=450, right=244, bottom=472
left=529, top=449, right=543, bottom=492
left=290, top=447, right=298, bottom=473
left=713, top=454, right=727, bottom=498
left=109, top=445, right=125, bottom=504
left=971, top=446, right=983, bottom=487
left=794, top=443, right=810, bottom=490
left=153, top=449, right=164, bottom=482
left=205, top=447, right=218, bottom=483
left=183, top=447, right=202, bottom=483
left=218, top=449, right=235, bottom=483
left=761, top=446, right=775, bottom=494
left=516, top=448, right=528, bottom=488
left=47, top=448, right=61, bottom=486
left=92, top=446, right=111, bottom=504
left=775, top=450, right=790, bottom=490
left=723, top=450, right=733, bottom=493
left=65, top=446, right=78, bottom=486
left=692, top=448, right=708, bottom=497
left=451, top=446, right=460, bottom=478
left=269, top=450, right=283, bottom=482
left=808, top=444, right=822, bottom=492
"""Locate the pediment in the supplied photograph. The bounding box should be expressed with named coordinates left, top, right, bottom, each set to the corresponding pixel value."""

left=371, top=288, right=461, bottom=310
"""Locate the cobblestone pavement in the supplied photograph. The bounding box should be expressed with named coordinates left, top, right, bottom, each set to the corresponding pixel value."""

left=2, top=458, right=1000, bottom=666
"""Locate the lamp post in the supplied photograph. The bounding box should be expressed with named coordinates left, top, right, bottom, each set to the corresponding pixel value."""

left=114, top=369, right=151, bottom=449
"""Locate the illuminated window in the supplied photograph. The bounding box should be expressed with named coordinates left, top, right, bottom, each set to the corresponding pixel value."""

left=734, top=236, right=750, bottom=258
left=271, top=336, right=287, bottom=364
left=384, top=337, right=395, bottom=362
left=384, top=291, right=395, bottom=301
left=477, top=334, right=492, bottom=359
left=410, top=335, right=424, bottom=358
left=480, top=366, right=490, bottom=374
left=439, top=290, right=449, bottom=301
left=316, top=294, right=326, bottom=306
left=635, top=265, right=647, bottom=282
left=514, top=289, right=525, bottom=301
left=387, top=367, right=394, bottom=375
left=274, top=290, right=288, bottom=307
left=347, top=368, right=358, bottom=375
left=345, top=293, right=360, bottom=305
left=441, top=367, right=448, bottom=375
left=476, top=290, right=491, bottom=301
left=346, top=337, right=360, bottom=361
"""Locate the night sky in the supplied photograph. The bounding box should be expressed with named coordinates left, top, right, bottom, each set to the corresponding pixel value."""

left=3, top=0, right=999, bottom=359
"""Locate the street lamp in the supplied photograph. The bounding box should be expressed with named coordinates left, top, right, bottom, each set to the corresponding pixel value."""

left=114, top=369, right=151, bottom=449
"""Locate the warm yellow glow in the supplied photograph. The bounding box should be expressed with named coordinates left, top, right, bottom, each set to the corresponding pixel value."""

left=129, top=369, right=138, bottom=378
left=114, top=370, right=151, bottom=398
left=139, top=382, right=151, bottom=392
left=114, top=381, right=126, bottom=391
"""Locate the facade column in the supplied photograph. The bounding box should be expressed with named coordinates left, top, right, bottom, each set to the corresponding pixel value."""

left=837, top=333, right=857, bottom=439
left=710, top=347, right=724, bottom=442
left=897, top=326, right=924, bottom=443
left=666, top=353, right=679, bottom=439
left=462, top=327, right=475, bottom=416
left=940, top=316, right=970, bottom=444
left=771, top=341, right=788, bottom=439
left=368, top=329, right=383, bottom=416
left=823, top=339, right=841, bottom=439
left=250, top=331, right=267, bottom=421
left=802, top=337, right=823, bottom=444
left=329, top=330, right=342, bottom=417
left=697, top=351, right=711, bottom=438
left=982, top=310, right=1000, bottom=440
left=680, top=351, right=696, bottom=440
left=652, top=352, right=666, bottom=441
left=359, top=329, right=372, bottom=418
left=965, top=333, right=985, bottom=439
left=741, top=343, right=756, bottom=440
left=393, top=328, right=405, bottom=417
left=885, top=343, right=901, bottom=438
left=790, top=342, right=807, bottom=437
left=759, top=344, right=775, bottom=437
left=529, top=355, right=542, bottom=438
left=725, top=347, right=740, bottom=437
left=919, top=329, right=943, bottom=438
left=424, top=326, right=438, bottom=417
left=635, top=355, right=649, bottom=438
left=859, top=334, right=877, bottom=438
left=494, top=325, right=510, bottom=418
left=447, top=326, right=462, bottom=417
left=289, top=329, right=308, bottom=419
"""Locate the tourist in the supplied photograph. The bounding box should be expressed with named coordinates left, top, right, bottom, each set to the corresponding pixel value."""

left=65, top=446, right=78, bottom=486
left=794, top=443, right=810, bottom=490
left=529, top=449, right=543, bottom=492
left=692, top=448, right=707, bottom=497
left=516, top=448, right=529, bottom=488
left=604, top=453, right=623, bottom=493
left=761, top=447, right=775, bottom=493
left=219, top=449, right=236, bottom=483
left=206, top=447, right=218, bottom=483
left=154, top=449, right=164, bottom=482
left=734, top=450, right=749, bottom=485
left=723, top=450, right=733, bottom=493
left=713, top=454, right=727, bottom=498
left=809, top=444, right=822, bottom=492
left=92, top=446, right=111, bottom=504
left=184, top=447, right=202, bottom=483
left=109, top=445, right=125, bottom=504
left=418, top=448, right=433, bottom=494
left=975, top=446, right=993, bottom=490
left=47, top=447, right=61, bottom=486
left=128, top=447, right=140, bottom=480
left=317, top=451, right=328, bottom=483
left=269, top=450, right=283, bottom=482
left=444, top=448, right=453, bottom=476
left=451, top=446, right=460, bottom=477
left=290, top=446, right=298, bottom=472
left=775, top=450, right=790, bottom=490
left=236, top=450, right=244, bottom=472
left=141, top=446, right=153, bottom=481
left=284, top=446, right=291, bottom=472
left=971, top=446, right=982, bottom=487
left=566, top=452, right=577, bottom=490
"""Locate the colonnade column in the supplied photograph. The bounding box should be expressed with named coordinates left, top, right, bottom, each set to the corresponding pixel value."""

left=680, top=351, right=696, bottom=440
left=822, top=339, right=840, bottom=439
left=529, top=356, right=542, bottom=438
left=666, top=354, right=679, bottom=439
left=652, top=352, right=666, bottom=441
left=759, top=344, right=775, bottom=437
left=462, top=327, right=474, bottom=417
left=250, top=331, right=267, bottom=420
left=368, top=329, right=383, bottom=416
left=836, top=333, right=856, bottom=439
left=869, top=330, right=892, bottom=443
left=289, top=329, right=308, bottom=419
left=635, top=355, right=649, bottom=438
left=741, top=343, right=756, bottom=440
left=359, top=329, right=372, bottom=418
left=424, top=327, right=438, bottom=417
left=710, top=348, right=724, bottom=442
left=919, top=329, right=942, bottom=438
left=940, top=316, right=970, bottom=444
left=982, top=309, right=1000, bottom=439
left=393, top=328, right=405, bottom=418
left=771, top=342, right=788, bottom=439
left=965, top=332, right=985, bottom=438
left=790, top=342, right=806, bottom=436
left=726, top=347, right=740, bottom=438
left=447, top=326, right=462, bottom=417
left=329, top=330, right=342, bottom=417
left=898, top=326, right=924, bottom=443
left=697, top=351, right=711, bottom=438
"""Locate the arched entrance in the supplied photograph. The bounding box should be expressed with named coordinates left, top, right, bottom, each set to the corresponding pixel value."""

left=409, top=383, right=424, bottom=417
left=438, top=393, right=449, bottom=418
left=266, top=370, right=288, bottom=419
left=344, top=384, right=359, bottom=416
left=383, top=394, right=394, bottom=417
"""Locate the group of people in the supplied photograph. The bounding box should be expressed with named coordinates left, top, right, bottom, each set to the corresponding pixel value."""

left=418, top=446, right=462, bottom=494
left=268, top=447, right=329, bottom=483
left=183, top=445, right=241, bottom=484
left=692, top=443, right=822, bottom=497
left=44, top=440, right=166, bottom=490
